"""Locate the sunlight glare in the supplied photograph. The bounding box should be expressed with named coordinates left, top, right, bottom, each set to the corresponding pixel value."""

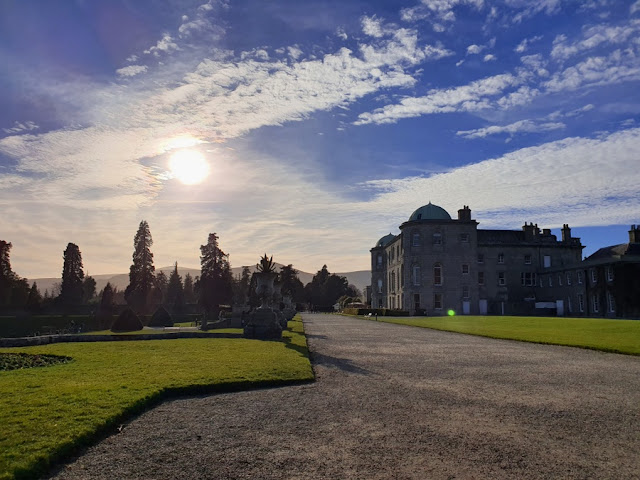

left=169, top=149, right=210, bottom=185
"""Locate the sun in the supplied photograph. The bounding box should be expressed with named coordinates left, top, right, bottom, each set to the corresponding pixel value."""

left=169, top=149, right=210, bottom=185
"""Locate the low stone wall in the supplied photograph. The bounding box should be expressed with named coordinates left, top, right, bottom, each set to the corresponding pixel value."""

left=0, top=331, right=241, bottom=348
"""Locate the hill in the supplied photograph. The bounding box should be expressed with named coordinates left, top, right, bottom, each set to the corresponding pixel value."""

left=29, top=265, right=370, bottom=299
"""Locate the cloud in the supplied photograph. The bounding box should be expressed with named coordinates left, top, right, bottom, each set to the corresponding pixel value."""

left=2, top=121, right=39, bottom=134
left=456, top=119, right=565, bottom=138
left=362, top=16, right=385, bottom=38
left=144, top=34, right=180, bottom=57
left=116, top=65, right=148, bottom=77
left=551, top=21, right=640, bottom=61
left=632, top=0, right=640, bottom=14
left=355, top=73, right=521, bottom=125
left=400, top=0, right=484, bottom=25
left=483, top=53, right=496, bottom=62
left=514, top=35, right=543, bottom=53
left=361, top=127, right=640, bottom=230
left=466, top=44, right=484, bottom=55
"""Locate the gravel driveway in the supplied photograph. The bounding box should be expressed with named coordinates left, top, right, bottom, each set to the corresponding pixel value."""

left=49, top=313, right=640, bottom=479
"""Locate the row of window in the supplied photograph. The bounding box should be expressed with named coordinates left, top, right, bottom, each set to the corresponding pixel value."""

left=410, top=232, right=471, bottom=247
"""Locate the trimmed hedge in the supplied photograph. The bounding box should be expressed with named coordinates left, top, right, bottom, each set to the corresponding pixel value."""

left=342, top=308, right=410, bottom=317
left=111, top=309, right=143, bottom=332
left=0, top=315, right=100, bottom=338
left=149, top=307, right=173, bottom=327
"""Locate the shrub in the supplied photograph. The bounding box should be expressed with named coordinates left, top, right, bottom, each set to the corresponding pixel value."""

left=148, top=307, right=173, bottom=327
left=111, top=309, right=143, bottom=332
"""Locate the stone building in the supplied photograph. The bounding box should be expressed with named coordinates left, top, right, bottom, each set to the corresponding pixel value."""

left=370, top=203, right=584, bottom=316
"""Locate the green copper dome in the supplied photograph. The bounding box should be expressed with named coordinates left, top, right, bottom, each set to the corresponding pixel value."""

left=375, top=233, right=396, bottom=248
left=409, top=202, right=451, bottom=221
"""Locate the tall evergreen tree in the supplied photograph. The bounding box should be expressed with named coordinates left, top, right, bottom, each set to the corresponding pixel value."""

left=82, top=275, right=97, bottom=304
left=155, top=270, right=168, bottom=300
left=279, top=264, right=304, bottom=303
left=199, top=233, right=233, bottom=316
left=26, top=282, right=42, bottom=311
left=100, top=282, right=116, bottom=312
left=125, top=220, right=156, bottom=313
left=183, top=272, right=196, bottom=304
left=0, top=240, right=15, bottom=305
left=59, top=243, right=85, bottom=305
left=166, top=262, right=185, bottom=311
left=233, top=266, right=252, bottom=306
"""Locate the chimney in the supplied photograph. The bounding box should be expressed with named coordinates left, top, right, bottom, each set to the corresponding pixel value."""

left=522, top=222, right=535, bottom=241
left=630, top=225, right=640, bottom=244
left=458, top=205, right=472, bottom=221
left=562, top=224, right=572, bottom=243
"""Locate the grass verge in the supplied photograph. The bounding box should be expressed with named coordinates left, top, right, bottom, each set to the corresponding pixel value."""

left=360, top=315, right=640, bottom=356
left=0, top=314, right=312, bottom=480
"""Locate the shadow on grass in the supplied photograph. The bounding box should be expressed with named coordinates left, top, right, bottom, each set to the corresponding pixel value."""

left=309, top=351, right=370, bottom=376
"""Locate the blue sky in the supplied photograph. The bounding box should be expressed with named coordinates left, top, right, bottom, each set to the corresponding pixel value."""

left=1, top=0, right=639, bottom=278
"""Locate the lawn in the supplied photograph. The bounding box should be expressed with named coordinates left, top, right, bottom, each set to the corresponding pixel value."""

left=0, top=317, right=313, bottom=480
left=363, top=315, right=640, bottom=355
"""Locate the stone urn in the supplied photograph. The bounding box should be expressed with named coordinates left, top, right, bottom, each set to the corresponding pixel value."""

left=243, top=256, right=283, bottom=339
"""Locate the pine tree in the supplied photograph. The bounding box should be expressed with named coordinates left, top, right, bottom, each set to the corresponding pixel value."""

left=125, top=220, right=156, bottom=313
left=233, top=266, right=252, bottom=306
left=59, top=243, right=85, bottom=305
left=199, top=233, right=233, bottom=316
left=279, top=264, right=304, bottom=303
left=155, top=270, right=168, bottom=300
left=166, top=262, right=185, bottom=311
left=0, top=240, right=15, bottom=305
left=26, top=282, right=42, bottom=311
left=183, top=273, right=196, bottom=304
left=83, top=276, right=97, bottom=304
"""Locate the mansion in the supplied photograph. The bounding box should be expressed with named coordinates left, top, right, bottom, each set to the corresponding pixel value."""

left=370, top=203, right=640, bottom=318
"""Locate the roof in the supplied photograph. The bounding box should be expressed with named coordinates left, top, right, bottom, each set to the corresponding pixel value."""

left=408, top=202, right=451, bottom=222
left=375, top=233, right=396, bottom=248
left=584, top=242, right=640, bottom=264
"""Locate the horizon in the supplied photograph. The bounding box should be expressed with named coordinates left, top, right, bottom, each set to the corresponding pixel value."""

left=2, top=1, right=639, bottom=279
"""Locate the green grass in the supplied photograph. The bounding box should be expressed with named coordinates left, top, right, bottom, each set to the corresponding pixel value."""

left=81, top=327, right=243, bottom=335
left=361, top=315, right=640, bottom=355
left=0, top=316, right=312, bottom=480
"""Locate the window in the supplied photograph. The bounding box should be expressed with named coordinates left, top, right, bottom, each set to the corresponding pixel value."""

left=577, top=271, right=583, bottom=284
left=544, top=255, right=551, bottom=268
left=606, top=267, right=614, bottom=282
left=434, top=264, right=442, bottom=286
left=521, top=272, right=536, bottom=286
left=462, top=264, right=469, bottom=275
left=498, top=272, right=506, bottom=286
left=391, top=271, right=396, bottom=293
left=462, top=286, right=469, bottom=299
left=460, top=233, right=470, bottom=242
left=558, top=275, right=562, bottom=286
left=377, top=279, right=383, bottom=294
left=433, top=233, right=442, bottom=245
left=566, top=272, right=572, bottom=286
left=478, top=271, right=485, bottom=285
left=567, top=296, right=572, bottom=313
left=592, top=294, right=600, bottom=312
left=413, top=293, right=420, bottom=311
left=434, top=293, right=442, bottom=309
left=477, top=254, right=484, bottom=264
left=578, top=293, right=584, bottom=312
left=497, top=253, right=504, bottom=264
left=607, top=292, right=615, bottom=313
left=412, top=265, right=421, bottom=286
left=412, top=232, right=420, bottom=247
left=401, top=264, right=404, bottom=288
left=548, top=276, right=553, bottom=287
left=377, top=254, right=382, bottom=267
left=524, top=254, right=532, bottom=265
left=591, top=269, right=597, bottom=284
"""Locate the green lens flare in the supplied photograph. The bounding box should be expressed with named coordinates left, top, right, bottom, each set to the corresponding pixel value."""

left=447, top=309, right=456, bottom=316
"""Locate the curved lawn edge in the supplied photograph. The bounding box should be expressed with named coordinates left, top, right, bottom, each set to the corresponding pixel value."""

left=3, top=315, right=314, bottom=480
left=344, top=314, right=640, bottom=356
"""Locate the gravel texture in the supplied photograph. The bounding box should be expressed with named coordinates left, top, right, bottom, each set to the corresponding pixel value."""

left=49, top=313, right=640, bottom=479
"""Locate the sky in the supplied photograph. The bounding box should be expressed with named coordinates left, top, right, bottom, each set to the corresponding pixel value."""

left=1, top=0, right=640, bottom=279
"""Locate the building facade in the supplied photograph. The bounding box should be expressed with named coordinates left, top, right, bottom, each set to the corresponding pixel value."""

left=370, top=203, right=585, bottom=316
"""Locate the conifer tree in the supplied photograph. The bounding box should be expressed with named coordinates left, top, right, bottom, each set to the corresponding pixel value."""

left=59, top=243, right=85, bottom=305
left=125, top=220, right=156, bottom=313
left=166, top=262, right=185, bottom=311
left=0, top=240, right=15, bottom=305
left=183, top=273, right=196, bottom=304
left=199, top=233, right=233, bottom=317
left=26, top=282, right=42, bottom=311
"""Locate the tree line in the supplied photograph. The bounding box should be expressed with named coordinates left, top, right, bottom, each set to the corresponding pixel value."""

left=0, top=221, right=361, bottom=315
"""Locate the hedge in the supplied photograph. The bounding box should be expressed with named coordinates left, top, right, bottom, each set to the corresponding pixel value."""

left=342, top=308, right=410, bottom=316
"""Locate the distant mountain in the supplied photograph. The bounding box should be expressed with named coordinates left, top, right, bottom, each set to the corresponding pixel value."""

left=30, top=265, right=371, bottom=298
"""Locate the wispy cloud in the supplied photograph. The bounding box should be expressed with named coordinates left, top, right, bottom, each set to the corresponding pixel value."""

left=456, top=119, right=565, bottom=138
left=116, top=65, right=148, bottom=77
left=2, top=121, right=39, bottom=135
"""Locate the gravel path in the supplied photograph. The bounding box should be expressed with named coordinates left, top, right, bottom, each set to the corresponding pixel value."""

left=49, top=314, right=640, bottom=479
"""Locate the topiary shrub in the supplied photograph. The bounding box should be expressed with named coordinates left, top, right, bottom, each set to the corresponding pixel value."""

left=111, top=308, right=143, bottom=332
left=149, top=306, right=173, bottom=327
